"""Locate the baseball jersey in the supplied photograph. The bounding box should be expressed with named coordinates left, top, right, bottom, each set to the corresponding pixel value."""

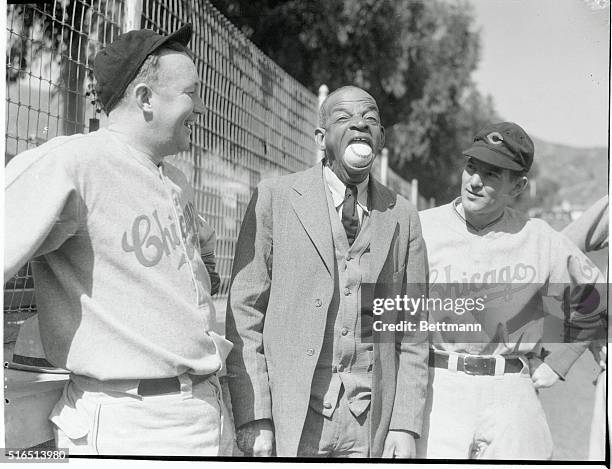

left=419, top=199, right=606, bottom=377
left=5, top=128, right=225, bottom=380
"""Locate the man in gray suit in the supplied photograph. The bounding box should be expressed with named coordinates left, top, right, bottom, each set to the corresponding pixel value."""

left=226, top=86, right=429, bottom=457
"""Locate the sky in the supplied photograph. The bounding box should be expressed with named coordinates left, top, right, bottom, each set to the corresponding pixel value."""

left=469, top=0, right=609, bottom=148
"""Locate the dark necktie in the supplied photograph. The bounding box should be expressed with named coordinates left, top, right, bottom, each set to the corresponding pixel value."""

left=342, top=184, right=359, bottom=246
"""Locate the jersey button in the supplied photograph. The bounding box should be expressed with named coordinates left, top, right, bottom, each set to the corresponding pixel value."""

left=341, top=328, right=349, bottom=336
left=306, top=348, right=315, bottom=356
left=343, top=287, right=351, bottom=296
left=314, top=299, right=322, bottom=307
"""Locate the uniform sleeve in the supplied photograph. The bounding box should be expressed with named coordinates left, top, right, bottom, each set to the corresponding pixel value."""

left=4, top=150, right=82, bottom=280
left=543, top=232, right=607, bottom=378
left=562, top=196, right=609, bottom=252
left=198, top=214, right=220, bottom=296
left=225, top=182, right=274, bottom=429
left=389, top=207, right=429, bottom=436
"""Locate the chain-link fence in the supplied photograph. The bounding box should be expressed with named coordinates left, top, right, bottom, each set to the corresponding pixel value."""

left=4, top=0, right=429, bottom=349
left=4, top=0, right=318, bottom=348
left=139, top=0, right=318, bottom=295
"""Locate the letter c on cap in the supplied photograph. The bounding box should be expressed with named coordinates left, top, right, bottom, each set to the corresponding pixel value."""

left=486, top=132, right=504, bottom=145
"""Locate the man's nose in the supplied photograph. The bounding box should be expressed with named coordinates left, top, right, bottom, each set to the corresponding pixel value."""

left=193, top=94, right=206, bottom=115
left=349, top=116, right=367, bottom=130
left=468, top=172, right=483, bottom=188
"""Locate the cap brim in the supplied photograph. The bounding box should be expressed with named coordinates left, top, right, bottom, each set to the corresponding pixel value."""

left=150, top=23, right=193, bottom=54
left=462, top=146, right=523, bottom=171
left=165, top=23, right=192, bottom=47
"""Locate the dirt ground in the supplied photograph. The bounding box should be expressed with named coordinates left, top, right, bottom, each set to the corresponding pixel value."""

left=538, top=247, right=608, bottom=461
left=539, top=349, right=604, bottom=460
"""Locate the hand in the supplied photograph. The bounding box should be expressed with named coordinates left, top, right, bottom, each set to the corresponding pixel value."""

left=531, top=362, right=560, bottom=389
left=589, top=341, right=607, bottom=370
left=236, top=419, right=274, bottom=457
left=382, top=430, right=416, bottom=458
left=198, top=214, right=217, bottom=256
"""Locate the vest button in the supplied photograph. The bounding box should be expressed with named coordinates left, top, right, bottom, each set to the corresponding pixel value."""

left=323, top=401, right=332, bottom=409
left=314, top=299, right=322, bottom=307
left=337, top=364, right=344, bottom=372
left=306, top=348, right=315, bottom=356
left=341, top=328, right=349, bottom=336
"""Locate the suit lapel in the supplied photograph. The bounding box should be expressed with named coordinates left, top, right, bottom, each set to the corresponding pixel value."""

left=366, top=178, right=398, bottom=282
left=290, top=164, right=334, bottom=276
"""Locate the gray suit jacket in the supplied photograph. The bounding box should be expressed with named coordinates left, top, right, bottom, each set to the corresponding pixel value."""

left=226, top=163, right=429, bottom=456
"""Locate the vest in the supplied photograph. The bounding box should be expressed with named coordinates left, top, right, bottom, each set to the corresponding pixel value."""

left=308, top=183, right=374, bottom=418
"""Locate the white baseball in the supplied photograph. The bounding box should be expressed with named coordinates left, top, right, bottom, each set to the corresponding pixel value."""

left=344, top=143, right=373, bottom=168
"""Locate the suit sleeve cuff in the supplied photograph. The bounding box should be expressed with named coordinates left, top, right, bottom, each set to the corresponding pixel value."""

left=544, top=342, right=589, bottom=379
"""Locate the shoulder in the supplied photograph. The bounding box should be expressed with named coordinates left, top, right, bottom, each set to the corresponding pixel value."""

left=257, top=165, right=319, bottom=193
left=419, top=203, right=450, bottom=219
left=5, top=132, right=103, bottom=185
left=394, top=194, right=419, bottom=221
left=506, top=207, right=554, bottom=234
left=369, top=177, right=416, bottom=215
left=419, top=203, right=452, bottom=227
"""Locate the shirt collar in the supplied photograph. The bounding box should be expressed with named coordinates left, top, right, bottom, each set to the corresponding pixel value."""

left=323, top=165, right=369, bottom=213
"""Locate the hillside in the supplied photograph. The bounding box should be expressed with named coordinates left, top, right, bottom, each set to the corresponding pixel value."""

left=530, top=137, right=608, bottom=208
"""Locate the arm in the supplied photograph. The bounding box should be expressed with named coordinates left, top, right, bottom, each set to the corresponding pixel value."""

left=388, top=209, right=429, bottom=449
left=542, top=234, right=607, bottom=379
left=562, top=196, right=608, bottom=252
left=5, top=149, right=81, bottom=280
left=198, top=214, right=220, bottom=296
left=225, top=184, right=275, bottom=454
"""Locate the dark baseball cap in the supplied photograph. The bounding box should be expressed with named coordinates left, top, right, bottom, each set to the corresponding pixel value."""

left=462, top=122, right=534, bottom=172
left=94, top=23, right=193, bottom=113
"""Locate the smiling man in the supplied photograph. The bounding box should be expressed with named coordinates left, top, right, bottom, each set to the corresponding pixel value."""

left=416, top=122, right=606, bottom=459
left=4, top=25, right=232, bottom=455
left=226, top=86, right=429, bottom=457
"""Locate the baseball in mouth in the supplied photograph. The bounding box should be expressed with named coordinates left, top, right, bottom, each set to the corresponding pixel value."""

left=344, top=142, right=373, bottom=168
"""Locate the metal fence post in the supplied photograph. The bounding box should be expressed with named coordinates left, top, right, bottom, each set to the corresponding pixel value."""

left=411, top=178, right=419, bottom=209
left=317, top=84, right=328, bottom=161
left=124, top=0, right=143, bottom=32
left=380, top=148, right=388, bottom=185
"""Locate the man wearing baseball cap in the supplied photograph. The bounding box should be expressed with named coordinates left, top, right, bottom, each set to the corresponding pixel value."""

left=415, top=122, right=606, bottom=459
left=5, top=25, right=233, bottom=455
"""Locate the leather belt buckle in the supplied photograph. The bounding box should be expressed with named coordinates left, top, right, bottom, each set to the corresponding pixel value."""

left=463, top=355, right=493, bottom=375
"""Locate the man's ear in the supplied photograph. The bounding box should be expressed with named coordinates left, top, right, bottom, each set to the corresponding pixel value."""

left=314, top=127, right=326, bottom=151
left=511, top=176, right=528, bottom=198
left=133, top=83, right=153, bottom=112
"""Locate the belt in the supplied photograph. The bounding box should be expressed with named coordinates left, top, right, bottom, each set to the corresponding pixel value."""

left=137, top=373, right=214, bottom=396
left=429, top=352, right=524, bottom=375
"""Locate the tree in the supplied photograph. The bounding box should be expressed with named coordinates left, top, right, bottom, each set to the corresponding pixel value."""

left=212, top=0, right=498, bottom=202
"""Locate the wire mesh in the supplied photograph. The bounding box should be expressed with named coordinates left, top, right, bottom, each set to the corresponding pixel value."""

left=4, top=0, right=318, bottom=323
left=140, top=0, right=318, bottom=295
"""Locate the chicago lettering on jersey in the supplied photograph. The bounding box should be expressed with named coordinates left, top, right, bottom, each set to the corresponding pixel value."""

left=122, top=203, right=200, bottom=268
